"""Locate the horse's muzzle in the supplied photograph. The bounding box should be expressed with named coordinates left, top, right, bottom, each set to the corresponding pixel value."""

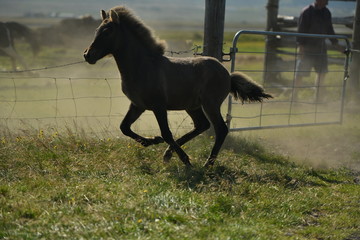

left=83, top=48, right=97, bottom=64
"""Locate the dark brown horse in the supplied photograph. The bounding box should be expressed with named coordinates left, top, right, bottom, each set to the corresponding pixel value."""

left=84, top=6, right=272, bottom=167
left=0, top=22, right=39, bottom=70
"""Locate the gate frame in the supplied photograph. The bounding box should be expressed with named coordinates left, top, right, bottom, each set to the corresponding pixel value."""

left=226, top=30, right=351, bottom=131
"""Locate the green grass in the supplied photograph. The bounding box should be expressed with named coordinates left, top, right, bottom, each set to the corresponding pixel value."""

left=1, top=130, right=359, bottom=239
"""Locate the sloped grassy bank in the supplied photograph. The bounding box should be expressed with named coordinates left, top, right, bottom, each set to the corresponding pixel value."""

left=0, top=130, right=359, bottom=239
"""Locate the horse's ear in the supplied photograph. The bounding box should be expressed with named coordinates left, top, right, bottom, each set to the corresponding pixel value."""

left=100, top=10, right=107, bottom=20
left=110, top=10, right=120, bottom=24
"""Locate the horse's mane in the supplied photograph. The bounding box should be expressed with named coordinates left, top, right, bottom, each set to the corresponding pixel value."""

left=109, top=6, right=166, bottom=55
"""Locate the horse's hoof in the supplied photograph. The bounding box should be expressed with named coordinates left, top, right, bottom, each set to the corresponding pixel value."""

left=137, top=136, right=164, bottom=147
left=163, top=149, right=173, bottom=162
left=204, top=158, right=215, bottom=168
left=181, top=156, right=192, bottom=167
left=153, top=136, right=164, bottom=144
left=185, top=162, right=193, bottom=169
left=137, top=138, right=152, bottom=147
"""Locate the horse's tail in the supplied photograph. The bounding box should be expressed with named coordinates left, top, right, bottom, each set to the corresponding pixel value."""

left=230, top=72, right=273, bottom=103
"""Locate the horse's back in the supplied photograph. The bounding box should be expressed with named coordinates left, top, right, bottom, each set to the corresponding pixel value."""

left=193, top=57, right=231, bottom=107
left=161, top=56, right=231, bottom=109
left=165, top=56, right=229, bottom=85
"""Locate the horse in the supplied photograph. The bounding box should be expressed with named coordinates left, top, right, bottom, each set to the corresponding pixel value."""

left=0, top=21, right=39, bottom=71
left=84, top=6, right=272, bottom=167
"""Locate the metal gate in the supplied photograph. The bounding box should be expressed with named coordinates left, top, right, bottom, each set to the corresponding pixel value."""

left=226, top=30, right=351, bottom=131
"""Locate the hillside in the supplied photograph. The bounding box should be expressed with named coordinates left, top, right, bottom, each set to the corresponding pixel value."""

left=0, top=131, right=359, bottom=239
left=0, top=0, right=355, bottom=26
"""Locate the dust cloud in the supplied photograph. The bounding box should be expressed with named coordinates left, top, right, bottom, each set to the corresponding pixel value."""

left=238, top=113, right=360, bottom=171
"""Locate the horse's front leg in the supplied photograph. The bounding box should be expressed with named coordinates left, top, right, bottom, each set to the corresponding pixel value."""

left=153, top=109, right=192, bottom=167
left=120, top=104, right=164, bottom=147
left=163, top=108, right=210, bottom=162
left=2, top=46, right=27, bottom=71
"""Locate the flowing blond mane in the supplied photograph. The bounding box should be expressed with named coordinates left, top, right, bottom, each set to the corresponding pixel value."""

left=109, top=6, right=166, bottom=55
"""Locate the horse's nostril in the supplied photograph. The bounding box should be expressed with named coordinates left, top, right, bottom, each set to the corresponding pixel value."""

left=83, top=52, right=90, bottom=62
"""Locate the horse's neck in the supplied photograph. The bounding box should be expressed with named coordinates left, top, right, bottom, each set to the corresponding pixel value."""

left=113, top=30, right=154, bottom=80
left=113, top=47, right=140, bottom=79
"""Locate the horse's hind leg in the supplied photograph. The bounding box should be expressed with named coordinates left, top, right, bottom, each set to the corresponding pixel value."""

left=202, top=104, right=229, bottom=167
left=120, top=103, right=164, bottom=147
left=163, top=108, right=210, bottom=162
left=153, top=109, right=192, bottom=167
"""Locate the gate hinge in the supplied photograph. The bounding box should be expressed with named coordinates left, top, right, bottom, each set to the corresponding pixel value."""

left=226, top=113, right=232, bottom=126
left=222, top=47, right=238, bottom=62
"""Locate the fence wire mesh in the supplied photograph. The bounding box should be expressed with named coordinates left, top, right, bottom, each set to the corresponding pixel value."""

left=0, top=76, right=196, bottom=136
left=0, top=34, right=351, bottom=137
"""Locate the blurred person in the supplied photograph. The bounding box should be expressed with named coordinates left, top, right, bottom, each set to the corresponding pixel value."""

left=294, top=0, right=343, bottom=102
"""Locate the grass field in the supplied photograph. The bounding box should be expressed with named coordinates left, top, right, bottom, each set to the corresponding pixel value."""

left=0, top=130, right=359, bottom=239
left=1, top=26, right=360, bottom=239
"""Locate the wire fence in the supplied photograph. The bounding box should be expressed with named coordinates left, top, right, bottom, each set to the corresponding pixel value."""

left=0, top=61, right=86, bottom=74
left=0, top=35, right=354, bottom=137
left=0, top=47, right=200, bottom=137
left=0, top=76, right=198, bottom=137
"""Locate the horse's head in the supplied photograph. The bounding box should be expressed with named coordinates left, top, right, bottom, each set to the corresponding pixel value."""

left=84, top=9, right=121, bottom=64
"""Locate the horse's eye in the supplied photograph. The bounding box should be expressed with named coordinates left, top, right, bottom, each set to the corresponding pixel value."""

left=102, top=27, right=112, bottom=34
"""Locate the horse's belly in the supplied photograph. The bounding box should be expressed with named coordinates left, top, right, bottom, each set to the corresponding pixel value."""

left=122, top=87, right=148, bottom=109
left=166, top=94, right=201, bottom=110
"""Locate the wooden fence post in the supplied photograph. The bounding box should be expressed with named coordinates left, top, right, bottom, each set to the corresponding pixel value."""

left=350, top=0, right=360, bottom=100
left=264, top=0, right=280, bottom=85
left=266, top=0, right=280, bottom=32
left=203, top=0, right=226, bottom=61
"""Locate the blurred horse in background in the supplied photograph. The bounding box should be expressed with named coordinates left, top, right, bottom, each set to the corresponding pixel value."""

left=0, top=21, right=40, bottom=71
